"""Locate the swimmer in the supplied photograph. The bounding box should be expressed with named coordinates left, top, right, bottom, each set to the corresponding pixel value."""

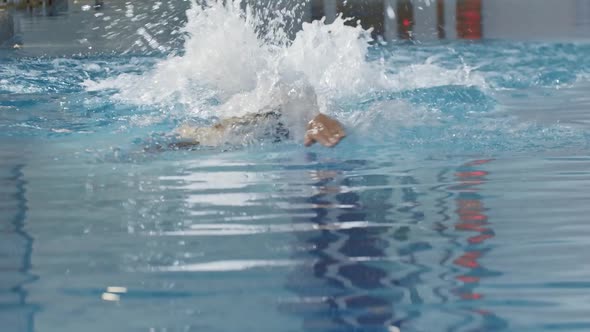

left=175, top=110, right=345, bottom=148
left=173, top=76, right=346, bottom=148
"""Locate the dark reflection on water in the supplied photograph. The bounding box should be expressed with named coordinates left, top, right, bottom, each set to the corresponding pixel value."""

left=285, top=155, right=397, bottom=331
left=282, top=155, right=515, bottom=332
left=0, top=156, right=39, bottom=332
left=283, top=154, right=439, bottom=332
left=3, top=136, right=590, bottom=331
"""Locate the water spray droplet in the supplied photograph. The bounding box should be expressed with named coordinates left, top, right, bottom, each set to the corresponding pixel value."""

left=386, top=6, right=395, bottom=19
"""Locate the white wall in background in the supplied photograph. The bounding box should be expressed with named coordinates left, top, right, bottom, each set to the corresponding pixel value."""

left=443, top=0, right=457, bottom=39
left=412, top=0, right=438, bottom=40
left=575, top=0, right=590, bottom=37
left=483, top=0, right=577, bottom=40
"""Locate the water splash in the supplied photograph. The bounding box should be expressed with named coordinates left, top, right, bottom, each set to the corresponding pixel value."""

left=84, top=1, right=485, bottom=123
left=37, top=0, right=590, bottom=152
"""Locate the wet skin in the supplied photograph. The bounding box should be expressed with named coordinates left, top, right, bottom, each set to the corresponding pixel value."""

left=174, top=112, right=346, bottom=148
left=304, top=113, right=346, bottom=148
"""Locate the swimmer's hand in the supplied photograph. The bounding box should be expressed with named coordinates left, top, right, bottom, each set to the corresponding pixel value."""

left=304, top=113, right=346, bottom=148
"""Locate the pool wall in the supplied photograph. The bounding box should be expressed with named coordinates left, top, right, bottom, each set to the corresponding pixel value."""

left=2, top=0, right=590, bottom=55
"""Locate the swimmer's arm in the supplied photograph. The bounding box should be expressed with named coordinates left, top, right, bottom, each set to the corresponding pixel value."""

left=304, top=113, right=346, bottom=148
left=174, top=112, right=346, bottom=148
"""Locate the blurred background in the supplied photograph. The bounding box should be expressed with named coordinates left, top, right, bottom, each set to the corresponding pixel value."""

left=1, top=0, right=590, bottom=56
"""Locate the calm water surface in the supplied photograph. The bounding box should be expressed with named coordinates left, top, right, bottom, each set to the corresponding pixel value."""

left=2, top=2, right=590, bottom=332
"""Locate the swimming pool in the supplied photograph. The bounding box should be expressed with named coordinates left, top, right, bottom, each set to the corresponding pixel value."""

left=2, top=1, right=590, bottom=332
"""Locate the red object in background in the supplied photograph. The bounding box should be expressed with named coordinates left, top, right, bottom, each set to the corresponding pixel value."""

left=460, top=292, right=484, bottom=300
left=456, top=170, right=488, bottom=178
left=397, top=0, right=414, bottom=40
left=454, top=251, right=481, bottom=268
left=457, top=275, right=480, bottom=283
left=455, top=222, right=488, bottom=232
left=457, top=0, right=482, bottom=39
left=460, top=214, right=487, bottom=222
left=450, top=159, right=495, bottom=306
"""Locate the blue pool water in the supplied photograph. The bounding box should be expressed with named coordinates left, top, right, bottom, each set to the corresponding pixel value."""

left=2, top=1, right=590, bottom=332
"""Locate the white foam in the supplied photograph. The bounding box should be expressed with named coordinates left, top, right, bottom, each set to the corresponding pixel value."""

left=85, top=0, right=488, bottom=134
left=0, top=79, right=42, bottom=94
left=390, top=63, right=488, bottom=91
left=157, top=259, right=298, bottom=272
